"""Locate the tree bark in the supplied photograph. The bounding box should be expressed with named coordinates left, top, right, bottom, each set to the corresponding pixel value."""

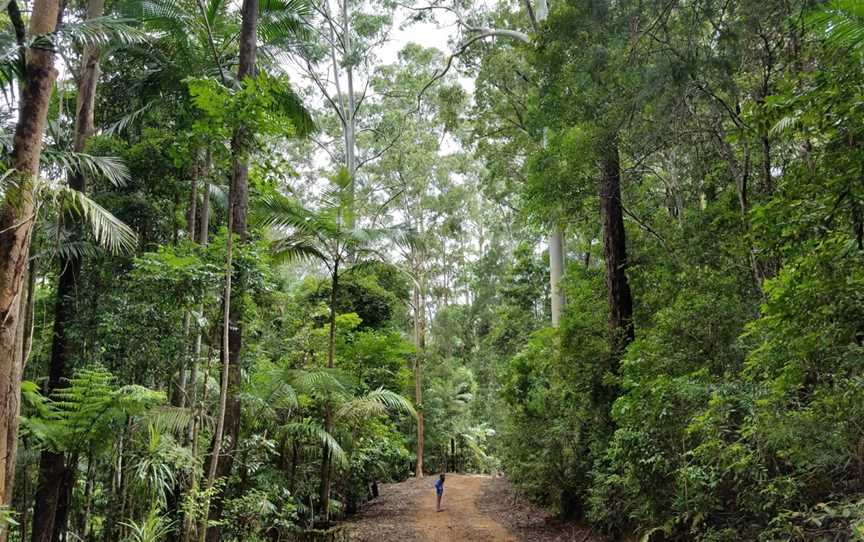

left=172, top=156, right=200, bottom=408
left=198, top=149, right=211, bottom=245
left=342, top=0, right=357, bottom=196
left=549, top=229, right=565, bottom=327
left=0, top=261, right=28, bottom=542
left=31, top=1, right=103, bottom=538
left=0, top=0, right=61, bottom=520
left=318, top=265, right=339, bottom=521
left=203, top=1, right=257, bottom=539
left=599, top=137, right=634, bottom=356
left=413, top=279, right=425, bottom=478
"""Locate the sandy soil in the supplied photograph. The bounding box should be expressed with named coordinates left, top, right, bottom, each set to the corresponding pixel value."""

left=348, top=474, right=604, bottom=542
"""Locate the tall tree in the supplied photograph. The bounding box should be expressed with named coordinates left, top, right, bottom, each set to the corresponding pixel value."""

left=418, top=0, right=566, bottom=327
left=30, top=1, right=107, bottom=539
left=202, top=0, right=258, bottom=538
left=257, top=169, right=388, bottom=519
left=0, top=0, right=62, bottom=518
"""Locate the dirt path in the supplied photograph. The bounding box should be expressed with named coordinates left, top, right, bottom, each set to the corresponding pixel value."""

left=349, top=474, right=603, bottom=542
left=414, top=474, right=518, bottom=541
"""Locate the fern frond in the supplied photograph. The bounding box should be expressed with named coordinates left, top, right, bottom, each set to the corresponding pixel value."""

left=142, top=405, right=195, bottom=436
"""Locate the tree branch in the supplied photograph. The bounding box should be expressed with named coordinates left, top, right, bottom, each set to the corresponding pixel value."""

left=415, top=28, right=530, bottom=111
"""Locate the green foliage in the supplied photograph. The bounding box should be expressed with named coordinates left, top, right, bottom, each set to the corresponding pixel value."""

left=10, top=0, right=864, bottom=538
left=22, top=364, right=165, bottom=456
left=120, top=510, right=175, bottom=542
left=188, top=72, right=314, bottom=141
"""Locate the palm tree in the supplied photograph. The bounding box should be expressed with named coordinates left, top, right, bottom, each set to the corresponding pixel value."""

left=248, top=362, right=415, bottom=523
left=811, top=0, right=864, bottom=53
left=256, top=169, right=395, bottom=521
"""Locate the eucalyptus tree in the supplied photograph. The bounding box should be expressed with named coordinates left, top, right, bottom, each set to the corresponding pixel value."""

left=365, top=42, right=472, bottom=477
left=435, top=0, right=634, bottom=347
left=407, top=0, right=570, bottom=327
left=288, top=0, right=401, bottom=197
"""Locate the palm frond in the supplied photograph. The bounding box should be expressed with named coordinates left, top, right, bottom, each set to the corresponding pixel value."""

left=53, top=240, right=101, bottom=261
left=255, top=193, right=312, bottom=228
left=286, top=368, right=354, bottom=397
left=44, top=151, right=130, bottom=187
left=259, top=0, right=313, bottom=53
left=269, top=238, right=326, bottom=265
left=103, top=102, right=154, bottom=136
left=336, top=388, right=416, bottom=424
left=207, top=183, right=229, bottom=208
left=255, top=193, right=336, bottom=238
left=281, top=420, right=348, bottom=467
left=139, top=0, right=194, bottom=27
left=248, top=365, right=300, bottom=411
left=0, top=169, right=15, bottom=201
left=56, top=187, right=138, bottom=254
left=59, top=16, right=151, bottom=48
left=269, top=80, right=315, bottom=137
left=0, top=34, right=23, bottom=93
left=810, top=0, right=864, bottom=53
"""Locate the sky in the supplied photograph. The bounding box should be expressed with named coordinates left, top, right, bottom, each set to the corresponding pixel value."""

left=280, top=3, right=475, bottom=185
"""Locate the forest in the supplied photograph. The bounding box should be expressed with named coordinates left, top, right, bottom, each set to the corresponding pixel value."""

left=1, top=0, right=864, bottom=540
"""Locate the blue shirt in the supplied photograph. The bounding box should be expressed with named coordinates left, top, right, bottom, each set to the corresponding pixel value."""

left=435, top=478, right=444, bottom=494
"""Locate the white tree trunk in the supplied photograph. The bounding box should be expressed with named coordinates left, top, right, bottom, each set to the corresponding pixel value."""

left=549, top=229, right=565, bottom=327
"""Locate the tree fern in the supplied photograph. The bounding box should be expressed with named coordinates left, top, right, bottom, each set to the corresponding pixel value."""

left=21, top=365, right=165, bottom=455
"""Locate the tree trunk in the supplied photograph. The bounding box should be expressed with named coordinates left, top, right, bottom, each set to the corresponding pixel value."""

left=599, top=137, right=634, bottom=356
left=318, top=266, right=339, bottom=521
left=203, top=2, right=256, bottom=539
left=51, top=462, right=75, bottom=542
left=172, top=157, right=199, bottom=409
left=289, top=442, right=299, bottom=494
left=450, top=438, right=455, bottom=472
left=198, top=150, right=211, bottom=245
left=75, top=454, right=94, bottom=539
left=549, top=229, right=565, bottom=327
left=0, top=261, right=29, bottom=542
left=754, top=132, right=778, bottom=284
left=412, top=279, right=425, bottom=478
left=0, top=0, right=61, bottom=521
left=102, top=429, right=124, bottom=542
left=31, top=1, right=103, bottom=537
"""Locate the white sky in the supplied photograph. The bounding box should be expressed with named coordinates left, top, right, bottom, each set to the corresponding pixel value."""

left=280, top=4, right=475, bottom=189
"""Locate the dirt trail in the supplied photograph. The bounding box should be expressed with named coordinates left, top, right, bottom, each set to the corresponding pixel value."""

left=349, top=474, right=602, bottom=542
left=414, top=474, right=518, bottom=542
